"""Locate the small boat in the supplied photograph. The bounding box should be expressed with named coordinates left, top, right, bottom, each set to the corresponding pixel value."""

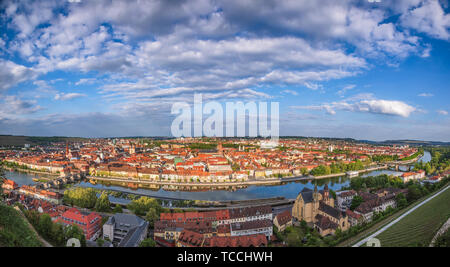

left=346, top=171, right=359, bottom=177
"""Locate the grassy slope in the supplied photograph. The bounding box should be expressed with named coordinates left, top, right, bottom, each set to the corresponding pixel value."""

left=376, top=187, right=450, bottom=247
left=0, top=204, right=42, bottom=247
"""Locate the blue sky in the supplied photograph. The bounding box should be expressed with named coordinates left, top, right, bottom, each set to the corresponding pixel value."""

left=0, top=0, right=449, bottom=141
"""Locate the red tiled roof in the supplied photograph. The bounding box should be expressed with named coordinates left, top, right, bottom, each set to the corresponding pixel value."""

left=205, top=234, right=268, bottom=247
left=275, top=210, right=292, bottom=226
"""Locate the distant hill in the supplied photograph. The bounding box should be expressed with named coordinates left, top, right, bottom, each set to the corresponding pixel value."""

left=0, top=135, right=448, bottom=147
left=0, top=135, right=86, bottom=147
left=377, top=140, right=450, bottom=147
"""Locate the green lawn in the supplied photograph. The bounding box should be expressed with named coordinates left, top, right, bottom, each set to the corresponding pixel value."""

left=0, top=204, right=42, bottom=247
left=376, top=187, right=450, bottom=247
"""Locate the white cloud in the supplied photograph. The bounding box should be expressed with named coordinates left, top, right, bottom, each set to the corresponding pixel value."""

left=54, top=92, right=87, bottom=101
left=75, top=78, right=97, bottom=86
left=357, top=99, right=416, bottom=117
left=0, top=96, right=42, bottom=119
left=418, top=93, right=434, bottom=97
left=291, top=95, right=416, bottom=118
left=437, top=110, right=448, bottom=115
left=337, top=84, right=356, bottom=96
left=0, top=0, right=449, bottom=140
left=281, top=90, right=299, bottom=96
left=0, top=59, right=37, bottom=92
left=401, top=0, right=450, bottom=40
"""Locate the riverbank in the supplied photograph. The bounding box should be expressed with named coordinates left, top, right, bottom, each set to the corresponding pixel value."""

left=4, top=166, right=59, bottom=177
left=87, top=175, right=309, bottom=187
left=313, top=165, right=388, bottom=180
left=86, top=164, right=394, bottom=187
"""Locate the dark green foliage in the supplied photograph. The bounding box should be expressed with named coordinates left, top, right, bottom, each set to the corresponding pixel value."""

left=127, top=196, right=162, bottom=216
left=94, top=192, right=111, bottom=212
left=434, top=228, right=450, bottom=247
left=63, top=187, right=98, bottom=208
left=350, top=195, right=364, bottom=211
left=140, top=238, right=156, bottom=247
left=0, top=204, right=42, bottom=247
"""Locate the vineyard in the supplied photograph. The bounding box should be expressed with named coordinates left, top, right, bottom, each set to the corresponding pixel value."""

left=376, top=187, right=450, bottom=247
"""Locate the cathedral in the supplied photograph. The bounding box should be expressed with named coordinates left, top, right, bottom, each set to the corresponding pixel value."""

left=292, top=184, right=349, bottom=236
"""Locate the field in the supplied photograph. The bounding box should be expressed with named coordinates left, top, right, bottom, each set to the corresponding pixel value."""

left=376, top=187, right=450, bottom=247
left=0, top=204, right=42, bottom=247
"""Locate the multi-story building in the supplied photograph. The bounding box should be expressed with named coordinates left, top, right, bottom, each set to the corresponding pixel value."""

left=230, top=219, right=273, bottom=238
left=220, top=205, right=273, bottom=225
left=103, top=213, right=149, bottom=247
left=273, top=210, right=292, bottom=232
left=59, top=207, right=102, bottom=240
left=336, top=190, right=357, bottom=212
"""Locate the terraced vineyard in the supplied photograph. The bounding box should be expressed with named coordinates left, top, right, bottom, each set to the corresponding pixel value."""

left=376, top=187, right=450, bottom=247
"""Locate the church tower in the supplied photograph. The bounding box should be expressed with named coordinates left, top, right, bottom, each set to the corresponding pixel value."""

left=217, top=143, right=223, bottom=154
left=323, top=184, right=329, bottom=201
left=313, top=185, right=319, bottom=202
left=65, top=141, right=69, bottom=158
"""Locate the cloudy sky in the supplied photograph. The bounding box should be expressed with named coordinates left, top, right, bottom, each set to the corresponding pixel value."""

left=0, top=0, right=449, bottom=141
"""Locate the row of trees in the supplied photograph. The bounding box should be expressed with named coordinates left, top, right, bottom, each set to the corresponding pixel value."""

left=310, top=160, right=366, bottom=176
left=63, top=187, right=112, bottom=212
left=24, top=209, right=86, bottom=247
left=348, top=174, right=404, bottom=191
left=127, top=196, right=165, bottom=228
left=401, top=149, right=424, bottom=161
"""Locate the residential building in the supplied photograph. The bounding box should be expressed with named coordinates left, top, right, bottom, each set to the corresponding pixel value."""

left=103, top=213, right=149, bottom=247
left=59, top=207, right=102, bottom=240
left=273, top=210, right=292, bottom=232
left=336, top=190, right=357, bottom=212
left=230, top=219, right=273, bottom=238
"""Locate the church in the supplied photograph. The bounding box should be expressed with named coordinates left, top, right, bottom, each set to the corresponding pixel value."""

left=292, top=184, right=349, bottom=236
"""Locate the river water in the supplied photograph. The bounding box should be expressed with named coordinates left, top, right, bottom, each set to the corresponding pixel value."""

left=4, top=151, right=432, bottom=201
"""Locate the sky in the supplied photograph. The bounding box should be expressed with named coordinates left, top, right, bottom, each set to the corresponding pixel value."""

left=0, top=0, right=449, bottom=141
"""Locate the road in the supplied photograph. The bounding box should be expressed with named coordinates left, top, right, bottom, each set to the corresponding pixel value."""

left=353, top=184, right=450, bottom=247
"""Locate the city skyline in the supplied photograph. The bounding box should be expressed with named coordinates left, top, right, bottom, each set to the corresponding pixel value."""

left=0, top=0, right=450, bottom=141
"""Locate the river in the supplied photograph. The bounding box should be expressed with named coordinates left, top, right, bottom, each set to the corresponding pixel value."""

left=4, top=151, right=432, bottom=201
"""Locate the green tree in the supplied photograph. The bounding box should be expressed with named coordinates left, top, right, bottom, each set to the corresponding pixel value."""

left=63, top=187, right=98, bottom=208
left=140, top=238, right=156, bottom=247
left=434, top=229, right=450, bottom=247
left=300, top=168, right=309, bottom=176
left=38, top=214, right=53, bottom=239
left=96, top=238, right=106, bottom=247
left=407, top=184, right=423, bottom=202
left=350, top=196, right=364, bottom=211
left=396, top=193, right=408, bottom=208
left=128, top=196, right=161, bottom=216
left=310, top=165, right=331, bottom=176
left=145, top=207, right=160, bottom=228
left=64, top=225, right=86, bottom=247
left=113, top=205, right=123, bottom=213
left=51, top=223, right=66, bottom=246
left=95, top=192, right=111, bottom=212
